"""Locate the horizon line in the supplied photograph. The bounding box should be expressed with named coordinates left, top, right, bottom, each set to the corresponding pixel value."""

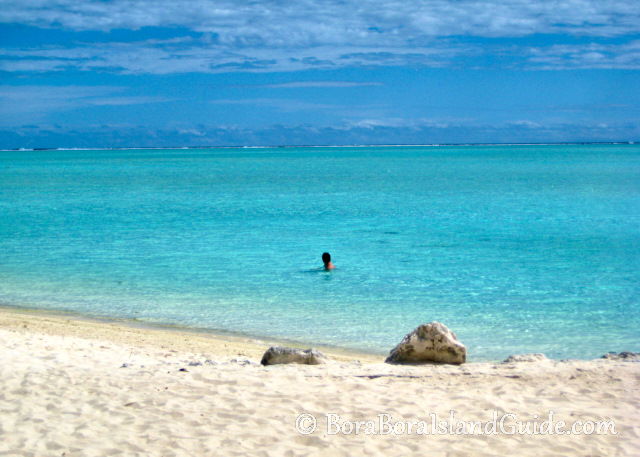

left=2, top=141, right=638, bottom=152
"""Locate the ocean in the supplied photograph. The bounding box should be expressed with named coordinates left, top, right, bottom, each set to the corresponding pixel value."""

left=1, top=144, right=638, bottom=361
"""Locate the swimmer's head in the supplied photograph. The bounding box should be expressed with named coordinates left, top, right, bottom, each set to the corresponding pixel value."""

left=322, top=252, right=331, bottom=264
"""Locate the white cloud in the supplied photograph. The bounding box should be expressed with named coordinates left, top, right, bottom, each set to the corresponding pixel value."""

left=5, top=118, right=637, bottom=149
left=0, top=85, right=171, bottom=125
left=527, top=40, right=640, bottom=69
left=0, top=39, right=468, bottom=74
left=259, top=81, right=384, bottom=88
left=0, top=85, right=119, bottom=107
left=509, top=120, right=542, bottom=128
left=1, top=1, right=639, bottom=73
left=345, top=117, right=461, bottom=130
left=209, top=98, right=337, bottom=112
left=3, top=0, right=639, bottom=39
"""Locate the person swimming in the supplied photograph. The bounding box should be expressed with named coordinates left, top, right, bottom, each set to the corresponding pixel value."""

left=322, top=252, right=335, bottom=270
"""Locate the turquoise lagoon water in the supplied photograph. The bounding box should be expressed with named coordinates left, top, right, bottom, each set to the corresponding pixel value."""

left=1, top=145, right=638, bottom=361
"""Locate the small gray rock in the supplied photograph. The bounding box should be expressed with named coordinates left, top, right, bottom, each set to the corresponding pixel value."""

left=503, top=353, right=548, bottom=363
left=260, top=346, right=329, bottom=366
left=600, top=352, right=640, bottom=361
left=386, top=322, right=466, bottom=365
left=230, top=358, right=258, bottom=366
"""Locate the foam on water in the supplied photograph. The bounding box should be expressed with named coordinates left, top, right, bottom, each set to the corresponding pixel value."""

left=1, top=145, right=638, bottom=360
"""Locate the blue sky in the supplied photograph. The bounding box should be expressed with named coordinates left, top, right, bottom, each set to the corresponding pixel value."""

left=1, top=0, right=639, bottom=148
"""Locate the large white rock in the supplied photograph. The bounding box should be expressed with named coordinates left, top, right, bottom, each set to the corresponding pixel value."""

left=386, top=322, right=466, bottom=365
left=260, top=346, right=329, bottom=366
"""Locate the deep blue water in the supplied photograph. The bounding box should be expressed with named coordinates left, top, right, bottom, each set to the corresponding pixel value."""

left=1, top=145, right=638, bottom=360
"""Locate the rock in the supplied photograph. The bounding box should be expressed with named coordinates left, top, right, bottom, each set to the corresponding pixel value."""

left=230, top=358, right=258, bottom=366
left=385, top=322, right=466, bottom=365
left=600, top=352, right=640, bottom=361
left=260, top=346, right=329, bottom=366
left=503, top=353, right=548, bottom=363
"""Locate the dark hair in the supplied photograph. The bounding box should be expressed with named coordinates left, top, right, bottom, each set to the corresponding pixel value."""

left=322, top=252, right=331, bottom=263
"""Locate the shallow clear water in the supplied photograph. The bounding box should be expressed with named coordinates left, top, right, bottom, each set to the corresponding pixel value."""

left=1, top=145, right=638, bottom=360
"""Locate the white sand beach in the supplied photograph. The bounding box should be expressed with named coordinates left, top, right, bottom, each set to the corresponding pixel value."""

left=0, top=308, right=638, bottom=456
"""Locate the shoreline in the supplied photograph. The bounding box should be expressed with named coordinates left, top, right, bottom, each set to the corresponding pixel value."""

left=0, top=305, right=382, bottom=364
left=1, top=305, right=638, bottom=366
left=1, top=303, right=636, bottom=364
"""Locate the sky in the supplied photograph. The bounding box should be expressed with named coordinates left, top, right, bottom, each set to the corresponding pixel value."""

left=1, top=0, right=640, bottom=148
